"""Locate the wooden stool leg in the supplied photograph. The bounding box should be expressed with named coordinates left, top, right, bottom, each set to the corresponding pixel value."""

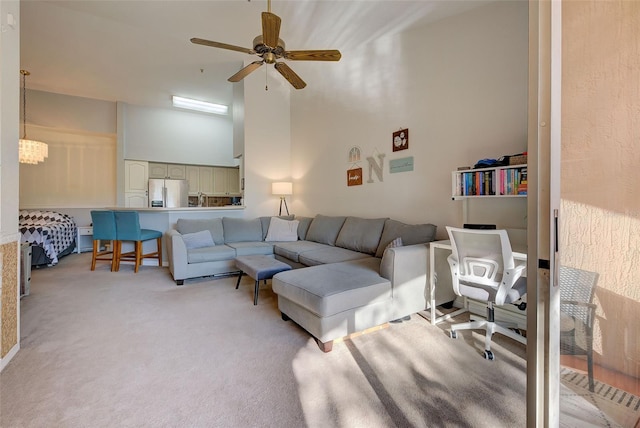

left=91, top=240, right=98, bottom=271
left=109, top=240, right=117, bottom=272
left=114, top=241, right=121, bottom=272
left=156, top=237, right=162, bottom=266
left=134, top=241, right=142, bottom=273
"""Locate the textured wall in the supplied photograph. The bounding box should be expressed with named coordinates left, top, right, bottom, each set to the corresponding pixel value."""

left=562, top=0, right=640, bottom=377
left=1, top=241, right=19, bottom=358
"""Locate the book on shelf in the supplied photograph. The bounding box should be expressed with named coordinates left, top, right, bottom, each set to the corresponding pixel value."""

left=456, top=165, right=527, bottom=197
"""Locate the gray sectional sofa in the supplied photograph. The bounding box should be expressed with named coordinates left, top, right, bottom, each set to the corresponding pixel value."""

left=166, top=216, right=284, bottom=285
left=166, top=214, right=453, bottom=351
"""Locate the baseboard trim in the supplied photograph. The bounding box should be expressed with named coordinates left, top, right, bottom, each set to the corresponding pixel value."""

left=0, top=343, right=20, bottom=372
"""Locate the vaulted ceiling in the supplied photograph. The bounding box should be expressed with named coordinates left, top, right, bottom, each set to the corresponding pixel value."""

left=20, top=1, right=490, bottom=110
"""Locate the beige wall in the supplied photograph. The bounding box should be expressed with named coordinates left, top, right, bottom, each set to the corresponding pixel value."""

left=289, top=1, right=529, bottom=239
left=241, top=60, right=292, bottom=219
left=0, top=0, right=21, bottom=370
left=562, top=0, right=640, bottom=376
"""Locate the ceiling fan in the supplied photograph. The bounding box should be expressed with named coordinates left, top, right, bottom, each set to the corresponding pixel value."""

left=190, top=0, right=341, bottom=90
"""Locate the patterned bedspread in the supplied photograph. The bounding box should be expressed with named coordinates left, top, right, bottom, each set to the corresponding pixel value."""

left=19, top=210, right=77, bottom=266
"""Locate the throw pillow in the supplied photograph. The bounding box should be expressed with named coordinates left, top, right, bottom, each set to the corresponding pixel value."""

left=181, top=230, right=215, bottom=250
left=265, top=217, right=300, bottom=242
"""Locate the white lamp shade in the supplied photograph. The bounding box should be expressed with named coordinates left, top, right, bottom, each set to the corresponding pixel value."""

left=272, top=182, right=293, bottom=196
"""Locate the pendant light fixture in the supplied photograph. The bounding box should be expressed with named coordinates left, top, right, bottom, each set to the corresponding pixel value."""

left=19, top=70, right=48, bottom=165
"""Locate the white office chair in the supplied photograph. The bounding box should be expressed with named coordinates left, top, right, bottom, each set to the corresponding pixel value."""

left=446, top=226, right=527, bottom=360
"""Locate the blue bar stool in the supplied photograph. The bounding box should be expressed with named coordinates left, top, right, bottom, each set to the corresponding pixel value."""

left=114, top=211, right=162, bottom=273
left=90, top=210, right=117, bottom=271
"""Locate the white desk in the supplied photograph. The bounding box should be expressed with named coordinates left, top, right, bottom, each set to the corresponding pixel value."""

left=425, top=239, right=527, bottom=325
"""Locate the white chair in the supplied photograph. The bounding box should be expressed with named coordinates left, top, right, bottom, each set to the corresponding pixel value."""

left=559, top=266, right=598, bottom=392
left=446, top=226, right=527, bottom=360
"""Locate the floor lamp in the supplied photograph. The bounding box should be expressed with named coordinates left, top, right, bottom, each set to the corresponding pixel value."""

left=272, top=182, right=292, bottom=216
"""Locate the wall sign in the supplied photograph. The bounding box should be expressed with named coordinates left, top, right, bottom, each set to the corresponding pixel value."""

left=348, top=146, right=361, bottom=163
left=392, top=128, right=409, bottom=152
left=390, top=157, right=414, bottom=173
left=347, top=168, right=363, bottom=186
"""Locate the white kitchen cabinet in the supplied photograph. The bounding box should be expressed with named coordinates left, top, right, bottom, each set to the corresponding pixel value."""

left=227, top=168, right=241, bottom=195
left=212, top=167, right=241, bottom=196
left=124, top=192, right=148, bottom=208
left=186, top=166, right=200, bottom=194
left=148, top=162, right=168, bottom=179
left=124, top=160, right=149, bottom=207
left=212, top=167, right=228, bottom=195
left=199, top=167, right=214, bottom=195
left=149, top=163, right=187, bottom=179
left=124, top=160, right=149, bottom=193
left=167, top=164, right=186, bottom=179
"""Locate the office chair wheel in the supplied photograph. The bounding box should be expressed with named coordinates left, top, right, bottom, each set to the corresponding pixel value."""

left=483, top=350, right=494, bottom=360
left=517, top=302, right=527, bottom=311
left=449, top=330, right=458, bottom=339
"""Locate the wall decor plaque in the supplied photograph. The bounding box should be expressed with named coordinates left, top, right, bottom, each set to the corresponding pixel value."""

left=390, top=156, right=414, bottom=173
left=392, top=128, right=409, bottom=152
left=347, top=168, right=363, bottom=186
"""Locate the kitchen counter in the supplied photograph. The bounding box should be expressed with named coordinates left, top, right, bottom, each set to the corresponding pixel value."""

left=107, top=206, right=245, bottom=212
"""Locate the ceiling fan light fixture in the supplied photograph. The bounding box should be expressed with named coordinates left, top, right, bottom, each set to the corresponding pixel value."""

left=190, top=4, right=340, bottom=90
left=172, top=96, right=228, bottom=115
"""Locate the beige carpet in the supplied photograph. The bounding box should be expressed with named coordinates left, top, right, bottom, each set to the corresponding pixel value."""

left=1, top=253, right=528, bottom=427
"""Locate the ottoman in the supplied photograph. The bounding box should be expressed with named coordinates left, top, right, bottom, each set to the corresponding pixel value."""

left=235, top=255, right=292, bottom=305
left=272, top=259, right=392, bottom=352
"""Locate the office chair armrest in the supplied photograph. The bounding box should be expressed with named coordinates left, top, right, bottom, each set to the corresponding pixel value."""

left=561, top=299, right=597, bottom=327
left=561, top=300, right=596, bottom=309
left=495, top=264, right=527, bottom=305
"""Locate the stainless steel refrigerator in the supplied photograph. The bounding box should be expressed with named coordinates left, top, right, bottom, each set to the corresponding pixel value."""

left=148, top=179, right=189, bottom=208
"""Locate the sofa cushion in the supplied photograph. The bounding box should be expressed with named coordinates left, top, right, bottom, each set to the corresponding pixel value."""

left=181, top=230, right=215, bottom=250
left=265, top=217, right=300, bottom=242
left=335, top=216, right=387, bottom=255
left=305, top=215, right=347, bottom=246
left=272, top=260, right=391, bottom=318
left=259, top=215, right=295, bottom=240
left=298, top=247, right=372, bottom=267
left=187, top=245, right=237, bottom=264
left=375, top=219, right=437, bottom=258
left=177, top=218, right=224, bottom=245
left=295, top=216, right=314, bottom=241
left=226, top=242, right=274, bottom=257
left=273, top=241, right=329, bottom=263
left=223, top=217, right=263, bottom=243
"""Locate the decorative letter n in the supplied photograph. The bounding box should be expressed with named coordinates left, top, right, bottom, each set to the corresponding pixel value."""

left=366, top=154, right=385, bottom=183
